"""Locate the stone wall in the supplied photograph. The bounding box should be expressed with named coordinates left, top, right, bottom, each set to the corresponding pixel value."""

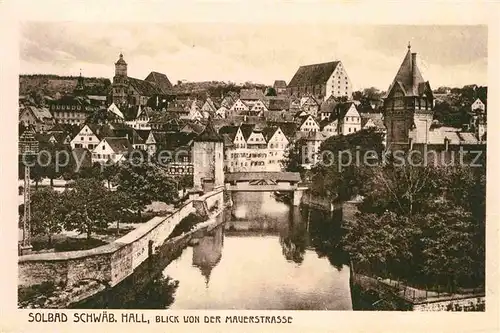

left=19, top=189, right=224, bottom=289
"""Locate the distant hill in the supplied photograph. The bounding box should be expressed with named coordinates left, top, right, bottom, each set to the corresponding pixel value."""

left=19, top=74, right=112, bottom=97
left=172, top=81, right=267, bottom=98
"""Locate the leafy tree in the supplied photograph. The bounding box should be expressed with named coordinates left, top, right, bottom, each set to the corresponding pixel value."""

left=281, top=139, right=306, bottom=176
left=30, top=188, right=67, bottom=247
left=265, top=87, right=277, bottom=96
left=116, top=158, right=178, bottom=217
left=64, top=178, right=120, bottom=240
left=102, top=163, right=120, bottom=189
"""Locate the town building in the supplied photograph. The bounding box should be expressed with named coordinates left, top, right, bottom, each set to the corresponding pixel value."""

left=299, top=96, right=320, bottom=117
left=221, top=124, right=288, bottom=173
left=382, top=43, right=434, bottom=150
left=111, top=53, right=173, bottom=107
left=334, top=102, right=362, bottom=135
left=19, top=106, right=54, bottom=132
left=70, top=124, right=113, bottom=150
left=295, top=131, right=329, bottom=169
left=298, top=114, right=320, bottom=132
left=471, top=98, right=486, bottom=112
left=273, top=80, right=288, bottom=95
left=288, top=61, right=353, bottom=100
left=49, top=95, right=100, bottom=125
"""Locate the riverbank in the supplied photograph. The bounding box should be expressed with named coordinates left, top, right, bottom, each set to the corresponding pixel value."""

left=350, top=272, right=485, bottom=311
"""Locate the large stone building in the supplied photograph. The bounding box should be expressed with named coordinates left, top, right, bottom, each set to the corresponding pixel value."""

left=287, top=61, right=352, bottom=100
left=382, top=44, right=434, bottom=150
left=112, top=53, right=173, bottom=108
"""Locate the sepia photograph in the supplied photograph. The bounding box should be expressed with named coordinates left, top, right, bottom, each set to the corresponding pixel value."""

left=14, top=19, right=488, bottom=315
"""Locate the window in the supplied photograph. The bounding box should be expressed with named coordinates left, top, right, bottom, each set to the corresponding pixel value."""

left=349, top=128, right=351, bottom=133
left=102, top=146, right=105, bottom=150
left=80, top=136, right=84, bottom=141
left=97, top=154, right=101, bottom=159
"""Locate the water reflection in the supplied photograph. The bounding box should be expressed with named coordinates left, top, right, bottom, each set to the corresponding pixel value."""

left=75, top=192, right=352, bottom=310
left=163, top=192, right=352, bottom=310
left=192, top=226, right=224, bottom=287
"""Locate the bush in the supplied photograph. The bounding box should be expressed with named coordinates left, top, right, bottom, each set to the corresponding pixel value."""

left=168, top=213, right=206, bottom=239
left=18, top=281, right=57, bottom=303
left=54, top=238, right=108, bottom=252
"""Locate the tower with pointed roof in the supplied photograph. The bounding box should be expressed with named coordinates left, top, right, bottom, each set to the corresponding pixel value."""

left=112, top=53, right=129, bottom=107
left=192, top=117, right=224, bottom=192
left=383, top=43, right=434, bottom=149
left=73, top=70, right=86, bottom=96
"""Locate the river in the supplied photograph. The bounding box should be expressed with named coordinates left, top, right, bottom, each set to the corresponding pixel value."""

left=75, top=191, right=352, bottom=310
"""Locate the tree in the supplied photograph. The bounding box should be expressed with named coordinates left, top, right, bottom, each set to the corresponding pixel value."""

left=102, top=163, right=119, bottom=189
left=116, top=158, right=178, bottom=217
left=64, top=178, right=120, bottom=240
left=281, top=139, right=306, bottom=176
left=30, top=188, right=67, bottom=247
left=265, top=87, right=277, bottom=96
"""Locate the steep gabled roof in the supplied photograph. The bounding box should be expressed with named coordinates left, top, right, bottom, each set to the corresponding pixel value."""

left=239, top=123, right=255, bottom=141
left=386, top=45, right=431, bottom=98
left=144, top=71, right=173, bottom=94
left=273, top=80, right=287, bottom=89
left=262, top=126, right=278, bottom=141
left=266, top=97, right=290, bottom=111
left=360, top=112, right=385, bottom=129
left=334, top=102, right=357, bottom=119
left=128, top=77, right=162, bottom=96
left=288, top=61, right=340, bottom=87
left=104, top=137, right=133, bottom=154
left=240, top=88, right=265, bottom=101
left=267, top=121, right=297, bottom=139
left=194, top=118, right=223, bottom=142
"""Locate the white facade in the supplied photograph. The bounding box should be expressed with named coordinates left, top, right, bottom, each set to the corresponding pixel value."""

left=266, top=127, right=289, bottom=171
left=91, top=139, right=127, bottom=164
left=224, top=127, right=288, bottom=173
left=325, top=61, right=352, bottom=99
left=229, top=99, right=249, bottom=112
left=70, top=125, right=100, bottom=150
left=321, top=120, right=339, bottom=138
left=471, top=98, right=485, bottom=112
left=339, top=104, right=361, bottom=135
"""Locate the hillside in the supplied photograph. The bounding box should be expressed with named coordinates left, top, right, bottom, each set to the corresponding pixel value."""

left=172, top=81, right=267, bottom=98
left=19, top=74, right=112, bottom=97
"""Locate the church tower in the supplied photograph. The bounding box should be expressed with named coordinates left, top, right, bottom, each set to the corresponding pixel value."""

left=112, top=53, right=129, bottom=107
left=73, top=70, right=86, bottom=96
left=383, top=43, right=434, bottom=150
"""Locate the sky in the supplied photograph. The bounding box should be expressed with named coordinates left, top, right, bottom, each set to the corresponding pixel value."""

left=20, top=22, right=487, bottom=91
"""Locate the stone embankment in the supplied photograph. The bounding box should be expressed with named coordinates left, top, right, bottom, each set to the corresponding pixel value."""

left=18, top=189, right=225, bottom=308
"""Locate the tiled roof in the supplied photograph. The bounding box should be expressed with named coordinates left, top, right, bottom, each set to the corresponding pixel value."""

left=239, top=123, right=255, bottom=141
left=295, top=131, right=328, bottom=142
left=113, top=128, right=147, bottom=145
left=386, top=47, right=430, bottom=97
left=104, top=137, right=133, bottom=154
left=266, top=97, right=290, bottom=111
left=25, top=106, right=53, bottom=122
left=320, top=99, right=338, bottom=114
left=319, top=118, right=338, bottom=130
left=288, top=61, right=340, bottom=87
left=194, top=118, right=224, bottom=142
left=240, top=89, right=265, bottom=101
left=409, top=128, right=481, bottom=145
left=144, top=71, right=173, bottom=94
left=335, top=102, right=357, bottom=119
left=262, top=126, right=278, bottom=141
left=360, top=113, right=385, bottom=129
left=128, top=77, right=162, bottom=96
left=263, top=111, right=293, bottom=122
left=273, top=80, right=287, bottom=89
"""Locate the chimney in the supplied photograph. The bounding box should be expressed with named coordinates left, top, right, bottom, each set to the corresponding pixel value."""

left=411, top=53, right=418, bottom=86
